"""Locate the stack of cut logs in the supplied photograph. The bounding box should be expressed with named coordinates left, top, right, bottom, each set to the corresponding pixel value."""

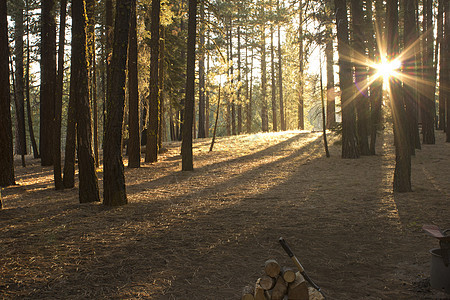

left=241, top=259, right=324, bottom=300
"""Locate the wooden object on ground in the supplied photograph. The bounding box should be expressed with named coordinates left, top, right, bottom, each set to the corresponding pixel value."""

left=271, top=276, right=288, bottom=300
left=242, top=285, right=255, bottom=300
left=281, top=266, right=296, bottom=283
left=259, top=274, right=276, bottom=290
left=308, top=287, right=325, bottom=300
left=254, top=279, right=270, bottom=300
left=264, top=259, right=281, bottom=277
left=287, top=272, right=309, bottom=300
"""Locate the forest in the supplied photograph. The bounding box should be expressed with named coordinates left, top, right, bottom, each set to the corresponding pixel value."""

left=0, top=0, right=450, bottom=299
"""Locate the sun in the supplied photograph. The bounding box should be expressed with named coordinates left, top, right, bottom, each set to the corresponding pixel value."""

left=373, top=58, right=402, bottom=81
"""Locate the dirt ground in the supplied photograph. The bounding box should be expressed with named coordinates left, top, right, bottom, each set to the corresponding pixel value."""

left=1, top=129, right=450, bottom=299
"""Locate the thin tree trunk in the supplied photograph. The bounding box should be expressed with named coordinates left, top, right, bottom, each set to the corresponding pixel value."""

left=261, top=21, right=268, bottom=132
left=237, top=25, right=242, bottom=135
left=325, top=0, right=335, bottom=129
left=209, top=83, right=221, bottom=152
left=277, top=1, right=285, bottom=131
left=158, top=26, right=166, bottom=151
left=145, top=0, right=161, bottom=163
left=320, top=53, right=330, bottom=158
left=128, top=0, right=140, bottom=168
left=13, top=1, right=27, bottom=167
left=271, top=24, right=277, bottom=132
left=25, top=0, right=38, bottom=159
left=445, top=0, right=450, bottom=141
left=298, top=1, right=304, bottom=130
left=198, top=2, right=206, bottom=138
left=436, top=0, right=445, bottom=131
left=53, top=0, right=67, bottom=190
left=181, top=0, right=197, bottom=171
left=104, top=0, right=133, bottom=206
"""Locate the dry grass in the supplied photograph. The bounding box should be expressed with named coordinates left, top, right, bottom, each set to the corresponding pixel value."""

left=1, top=129, right=449, bottom=299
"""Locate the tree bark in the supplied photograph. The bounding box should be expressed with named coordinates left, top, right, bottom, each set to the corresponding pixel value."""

left=422, top=0, right=436, bottom=144
left=13, top=1, right=27, bottom=167
left=40, top=0, right=57, bottom=166
left=271, top=24, right=277, bottom=132
left=335, top=0, right=359, bottom=158
left=0, top=0, right=15, bottom=187
left=277, top=0, right=285, bottom=131
left=181, top=0, right=197, bottom=171
left=128, top=0, right=140, bottom=168
left=445, top=0, right=450, bottom=142
left=325, top=0, right=335, bottom=129
left=25, top=0, right=39, bottom=159
left=53, top=0, right=67, bottom=190
left=388, top=0, right=411, bottom=192
left=104, top=0, right=133, bottom=206
left=298, top=1, right=304, bottom=130
left=261, top=21, right=268, bottom=132
left=351, top=0, right=370, bottom=155
left=198, top=1, right=206, bottom=138
left=72, top=0, right=100, bottom=203
left=145, top=0, right=161, bottom=163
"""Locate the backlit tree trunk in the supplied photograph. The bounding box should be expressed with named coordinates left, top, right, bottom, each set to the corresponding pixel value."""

left=128, top=0, right=140, bottom=168
left=72, top=0, right=100, bottom=203
left=181, top=0, right=197, bottom=171
left=388, top=0, right=411, bottom=192
left=40, top=0, right=57, bottom=166
left=13, top=1, right=27, bottom=167
left=0, top=0, right=15, bottom=188
left=104, top=0, right=133, bottom=206
left=53, top=0, right=67, bottom=190
left=145, top=0, right=161, bottom=163
left=298, top=1, right=304, bottom=130
left=335, top=0, right=359, bottom=158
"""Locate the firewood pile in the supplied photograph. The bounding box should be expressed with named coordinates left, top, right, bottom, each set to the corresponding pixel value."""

left=241, top=259, right=324, bottom=300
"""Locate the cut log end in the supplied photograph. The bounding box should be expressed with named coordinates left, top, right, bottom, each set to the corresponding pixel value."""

left=242, top=285, right=255, bottom=300
left=264, top=259, right=281, bottom=277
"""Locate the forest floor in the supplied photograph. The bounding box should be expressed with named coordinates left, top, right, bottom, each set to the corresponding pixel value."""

left=1, top=128, right=450, bottom=299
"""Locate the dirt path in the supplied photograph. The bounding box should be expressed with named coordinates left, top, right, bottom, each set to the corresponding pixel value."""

left=1, top=130, right=449, bottom=299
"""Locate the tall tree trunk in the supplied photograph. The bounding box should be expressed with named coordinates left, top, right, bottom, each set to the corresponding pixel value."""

left=271, top=24, right=277, bottom=132
left=351, top=0, right=370, bottom=155
left=128, top=0, right=140, bottom=168
left=277, top=0, right=285, bottom=131
left=335, top=0, right=359, bottom=158
left=404, top=0, right=420, bottom=156
left=145, top=0, right=161, bottom=163
left=158, top=26, right=166, bottom=151
left=445, top=0, right=450, bottom=142
left=422, top=0, right=436, bottom=144
left=230, top=20, right=236, bottom=136
left=25, top=0, right=39, bottom=159
left=261, top=22, right=268, bottom=132
left=226, top=24, right=231, bottom=136
left=206, top=15, right=210, bottom=137
left=104, top=0, right=133, bottom=206
left=298, top=1, right=304, bottom=130
left=436, top=0, right=445, bottom=131
left=237, top=25, right=242, bottom=135
left=325, top=0, right=335, bottom=129
left=86, top=0, right=97, bottom=168
left=105, top=0, right=113, bottom=135
left=72, top=0, right=100, bottom=203
left=369, top=0, right=384, bottom=155
left=0, top=0, right=15, bottom=188
left=53, top=0, right=67, bottom=190
left=13, top=1, right=27, bottom=167
left=198, top=1, right=206, bottom=138
left=388, top=0, right=411, bottom=192
left=181, top=0, right=197, bottom=171
left=209, top=82, right=221, bottom=152
left=247, top=42, right=253, bottom=133
left=40, top=0, right=56, bottom=166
